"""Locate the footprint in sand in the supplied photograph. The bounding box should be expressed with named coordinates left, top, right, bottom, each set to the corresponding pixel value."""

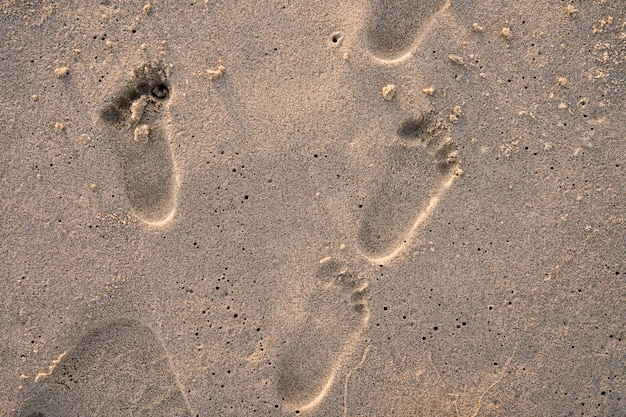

left=275, top=258, right=370, bottom=412
left=358, top=111, right=461, bottom=264
left=273, top=1, right=460, bottom=410
left=358, top=0, right=461, bottom=264
left=100, top=62, right=177, bottom=226
left=19, top=318, right=192, bottom=417
left=365, top=0, right=450, bottom=61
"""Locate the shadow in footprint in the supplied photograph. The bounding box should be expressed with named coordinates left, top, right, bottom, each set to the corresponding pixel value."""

left=19, top=318, right=192, bottom=417
left=275, top=258, right=369, bottom=412
left=358, top=112, right=460, bottom=264
left=100, top=62, right=177, bottom=225
left=365, top=0, right=449, bottom=61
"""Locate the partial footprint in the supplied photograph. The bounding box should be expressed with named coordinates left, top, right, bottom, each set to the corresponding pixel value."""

left=365, top=0, right=450, bottom=61
left=275, top=258, right=369, bottom=412
left=100, top=62, right=177, bottom=225
left=19, top=318, right=192, bottom=417
left=358, top=111, right=461, bottom=264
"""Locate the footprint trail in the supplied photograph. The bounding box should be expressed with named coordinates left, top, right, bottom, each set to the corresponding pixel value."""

left=358, top=111, right=461, bottom=264
left=100, top=62, right=177, bottom=225
left=275, top=258, right=370, bottom=412
left=19, top=318, right=192, bottom=417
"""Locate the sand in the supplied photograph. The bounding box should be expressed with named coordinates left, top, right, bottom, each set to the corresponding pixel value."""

left=1, top=0, right=624, bottom=415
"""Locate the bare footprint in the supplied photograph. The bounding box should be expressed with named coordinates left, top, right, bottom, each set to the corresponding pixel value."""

left=19, top=318, right=192, bottom=417
left=100, top=62, right=177, bottom=225
left=275, top=258, right=369, bottom=412
left=365, top=0, right=450, bottom=61
left=358, top=111, right=461, bottom=264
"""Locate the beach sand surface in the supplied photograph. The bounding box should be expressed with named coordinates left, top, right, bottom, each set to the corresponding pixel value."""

left=1, top=1, right=624, bottom=415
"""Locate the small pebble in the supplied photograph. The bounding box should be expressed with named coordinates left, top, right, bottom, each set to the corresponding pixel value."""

left=381, top=84, right=396, bottom=101
left=54, top=66, right=70, bottom=78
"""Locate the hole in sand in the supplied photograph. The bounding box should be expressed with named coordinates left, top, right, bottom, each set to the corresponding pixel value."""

left=151, top=83, right=169, bottom=100
left=330, top=31, right=343, bottom=46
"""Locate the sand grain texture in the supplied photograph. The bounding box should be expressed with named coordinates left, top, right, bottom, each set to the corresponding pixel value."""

left=1, top=0, right=624, bottom=416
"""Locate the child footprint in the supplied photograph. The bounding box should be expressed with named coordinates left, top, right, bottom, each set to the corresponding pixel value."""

left=275, top=257, right=370, bottom=412
left=19, top=318, right=192, bottom=417
left=358, top=111, right=461, bottom=264
left=365, top=0, right=450, bottom=61
left=100, top=62, right=177, bottom=226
